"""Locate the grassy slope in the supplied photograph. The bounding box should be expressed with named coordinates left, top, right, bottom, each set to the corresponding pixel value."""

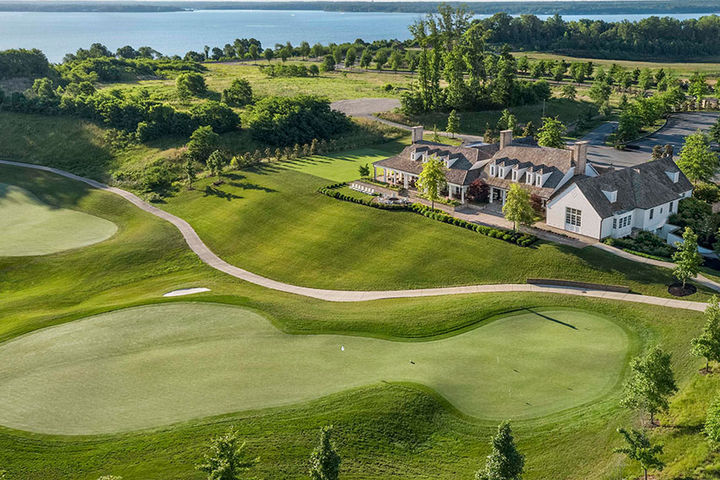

left=0, top=305, right=628, bottom=434
left=161, top=154, right=703, bottom=298
left=0, top=162, right=715, bottom=479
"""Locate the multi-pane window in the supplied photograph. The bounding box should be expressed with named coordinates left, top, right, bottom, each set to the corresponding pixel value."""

left=649, top=208, right=654, bottom=220
left=616, top=214, right=632, bottom=229
left=565, top=207, right=582, bottom=227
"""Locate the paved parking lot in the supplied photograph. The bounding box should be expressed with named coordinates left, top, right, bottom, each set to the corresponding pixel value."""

left=584, top=112, right=719, bottom=167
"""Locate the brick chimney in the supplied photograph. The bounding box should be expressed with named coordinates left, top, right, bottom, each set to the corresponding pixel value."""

left=411, top=126, right=424, bottom=144
left=572, top=141, right=589, bottom=176
left=499, top=129, right=513, bottom=149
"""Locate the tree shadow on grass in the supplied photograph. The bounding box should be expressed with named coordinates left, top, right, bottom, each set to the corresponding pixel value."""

left=524, top=308, right=578, bottom=330
left=203, top=185, right=243, bottom=201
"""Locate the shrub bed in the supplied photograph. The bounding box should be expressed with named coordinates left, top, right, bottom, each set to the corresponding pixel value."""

left=318, top=184, right=538, bottom=247
left=603, top=231, right=675, bottom=259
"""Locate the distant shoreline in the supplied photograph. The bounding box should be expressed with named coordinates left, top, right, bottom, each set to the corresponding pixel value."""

left=1, top=1, right=719, bottom=15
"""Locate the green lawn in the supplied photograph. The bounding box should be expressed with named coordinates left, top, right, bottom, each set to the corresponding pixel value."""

left=0, top=182, right=117, bottom=256
left=0, top=303, right=628, bottom=434
left=103, top=61, right=409, bottom=110
left=0, top=152, right=717, bottom=480
left=278, top=142, right=403, bottom=182
left=161, top=158, right=702, bottom=298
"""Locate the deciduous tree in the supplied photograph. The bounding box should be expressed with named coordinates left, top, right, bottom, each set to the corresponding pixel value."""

left=536, top=117, right=565, bottom=148
left=614, top=428, right=664, bottom=480
left=673, top=226, right=702, bottom=289
left=620, top=346, right=678, bottom=425
left=416, top=154, right=447, bottom=209
left=692, top=295, right=720, bottom=372
left=197, top=427, right=256, bottom=480
left=677, top=130, right=719, bottom=184
left=503, top=184, right=535, bottom=232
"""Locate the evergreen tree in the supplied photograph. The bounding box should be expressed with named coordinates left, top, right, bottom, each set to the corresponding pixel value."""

left=614, top=428, right=664, bottom=480
left=536, top=117, right=566, bottom=149
left=692, top=296, right=720, bottom=372
left=446, top=110, right=460, bottom=138
left=672, top=227, right=702, bottom=289
left=677, top=130, right=719, bottom=184
left=502, top=184, right=535, bottom=232
left=358, top=163, right=370, bottom=177
left=309, top=426, right=340, bottom=480
left=620, top=346, right=678, bottom=425
left=475, top=421, right=525, bottom=480
left=197, top=427, right=256, bottom=480
left=416, top=155, right=447, bottom=209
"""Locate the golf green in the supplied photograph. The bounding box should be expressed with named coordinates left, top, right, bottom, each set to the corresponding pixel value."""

left=0, top=303, right=629, bottom=435
left=0, top=182, right=117, bottom=256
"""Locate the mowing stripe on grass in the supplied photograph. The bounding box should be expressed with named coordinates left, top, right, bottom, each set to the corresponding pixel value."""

left=0, top=303, right=628, bottom=434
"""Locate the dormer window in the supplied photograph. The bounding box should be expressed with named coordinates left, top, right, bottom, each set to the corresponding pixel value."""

left=665, top=170, right=679, bottom=183
left=526, top=173, right=534, bottom=184
left=490, top=165, right=496, bottom=177
left=511, top=169, right=518, bottom=181
left=536, top=175, right=542, bottom=187
left=602, top=190, right=617, bottom=203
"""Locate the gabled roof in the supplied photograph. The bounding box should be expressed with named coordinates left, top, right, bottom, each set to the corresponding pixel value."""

left=556, top=156, right=693, bottom=218
left=373, top=142, right=498, bottom=186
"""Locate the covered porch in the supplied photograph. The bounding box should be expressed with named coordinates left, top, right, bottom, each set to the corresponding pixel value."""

left=488, top=186, right=508, bottom=205
left=373, top=165, right=469, bottom=204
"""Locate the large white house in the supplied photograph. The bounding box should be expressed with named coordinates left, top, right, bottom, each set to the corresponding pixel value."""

left=372, top=127, right=693, bottom=240
left=546, top=155, right=692, bottom=239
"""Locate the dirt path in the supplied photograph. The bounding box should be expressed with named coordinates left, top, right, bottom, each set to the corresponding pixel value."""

left=1, top=159, right=713, bottom=311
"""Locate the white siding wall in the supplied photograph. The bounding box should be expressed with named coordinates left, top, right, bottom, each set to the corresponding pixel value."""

left=546, top=184, right=604, bottom=238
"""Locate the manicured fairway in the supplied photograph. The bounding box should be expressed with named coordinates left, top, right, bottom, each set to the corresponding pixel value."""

left=279, top=145, right=400, bottom=182
left=0, top=302, right=628, bottom=435
left=0, top=183, right=117, bottom=256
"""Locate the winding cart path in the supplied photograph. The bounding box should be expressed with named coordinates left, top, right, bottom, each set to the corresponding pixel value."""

left=2, top=159, right=715, bottom=311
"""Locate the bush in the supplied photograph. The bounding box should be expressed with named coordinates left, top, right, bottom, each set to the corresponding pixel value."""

left=603, top=230, right=675, bottom=258
left=189, top=101, right=240, bottom=133
left=139, top=163, right=174, bottom=194
left=176, top=72, right=207, bottom=98
left=221, top=78, right=253, bottom=107
left=187, top=125, right=220, bottom=162
left=244, top=95, right=351, bottom=146
left=694, top=182, right=720, bottom=204
left=317, top=185, right=538, bottom=248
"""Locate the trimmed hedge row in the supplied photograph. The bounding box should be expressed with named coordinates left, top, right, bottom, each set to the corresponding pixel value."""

left=318, top=184, right=538, bottom=247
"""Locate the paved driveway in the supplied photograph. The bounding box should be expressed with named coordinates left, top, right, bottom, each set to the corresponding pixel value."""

left=585, top=112, right=719, bottom=168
